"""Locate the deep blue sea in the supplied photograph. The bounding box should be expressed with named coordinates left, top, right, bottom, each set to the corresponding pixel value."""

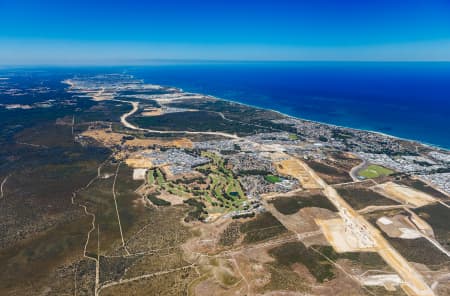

left=128, top=62, right=450, bottom=149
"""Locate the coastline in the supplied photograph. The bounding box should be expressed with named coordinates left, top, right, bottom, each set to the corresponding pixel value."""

left=182, top=89, right=450, bottom=152
left=128, top=62, right=450, bottom=150
left=65, top=75, right=449, bottom=152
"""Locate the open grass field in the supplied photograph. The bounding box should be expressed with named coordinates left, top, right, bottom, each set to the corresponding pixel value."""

left=264, top=174, right=282, bottom=183
left=358, top=164, right=394, bottom=179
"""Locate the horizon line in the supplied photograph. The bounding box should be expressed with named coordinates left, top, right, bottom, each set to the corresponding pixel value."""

left=2, top=59, right=450, bottom=68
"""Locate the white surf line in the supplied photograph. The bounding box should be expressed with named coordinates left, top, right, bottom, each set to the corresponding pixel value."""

left=0, top=174, right=10, bottom=199
left=114, top=99, right=239, bottom=139
left=112, top=162, right=130, bottom=255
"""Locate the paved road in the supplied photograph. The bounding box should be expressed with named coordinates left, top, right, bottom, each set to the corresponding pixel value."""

left=117, top=99, right=239, bottom=139
left=349, top=158, right=367, bottom=181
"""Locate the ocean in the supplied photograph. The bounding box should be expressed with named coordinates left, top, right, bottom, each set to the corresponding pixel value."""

left=128, top=62, right=450, bottom=149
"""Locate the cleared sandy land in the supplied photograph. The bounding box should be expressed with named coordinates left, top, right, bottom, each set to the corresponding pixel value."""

left=292, top=159, right=435, bottom=296
left=141, top=108, right=163, bottom=116
left=88, top=87, right=113, bottom=101
left=158, top=191, right=185, bottom=205
left=82, top=129, right=124, bottom=146
left=81, top=129, right=193, bottom=149
left=360, top=274, right=402, bottom=289
left=316, top=218, right=377, bottom=252
left=160, top=166, right=203, bottom=181
left=125, top=157, right=154, bottom=169
left=126, top=137, right=192, bottom=148
left=274, top=157, right=321, bottom=189
left=372, top=182, right=437, bottom=207
left=376, top=215, right=422, bottom=239
left=263, top=199, right=335, bottom=246
left=132, top=168, right=147, bottom=180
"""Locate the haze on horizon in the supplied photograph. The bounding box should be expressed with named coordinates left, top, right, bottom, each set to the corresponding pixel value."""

left=1, top=0, right=450, bottom=65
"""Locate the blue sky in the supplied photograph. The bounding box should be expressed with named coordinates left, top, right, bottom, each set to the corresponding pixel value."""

left=1, top=0, right=450, bottom=64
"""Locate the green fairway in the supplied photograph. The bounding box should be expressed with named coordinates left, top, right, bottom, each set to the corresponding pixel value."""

left=197, top=152, right=247, bottom=210
left=147, top=151, right=247, bottom=212
left=358, top=165, right=394, bottom=179
left=147, top=169, right=155, bottom=185
left=155, top=168, right=165, bottom=185
left=265, top=174, right=282, bottom=183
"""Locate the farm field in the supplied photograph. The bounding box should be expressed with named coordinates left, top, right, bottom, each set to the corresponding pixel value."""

left=358, top=165, right=394, bottom=179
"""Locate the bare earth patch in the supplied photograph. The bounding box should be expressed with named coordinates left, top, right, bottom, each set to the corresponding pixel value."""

left=274, top=157, right=321, bottom=189
left=158, top=191, right=185, bottom=205
left=372, top=182, right=437, bottom=207
left=316, top=218, right=377, bottom=252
